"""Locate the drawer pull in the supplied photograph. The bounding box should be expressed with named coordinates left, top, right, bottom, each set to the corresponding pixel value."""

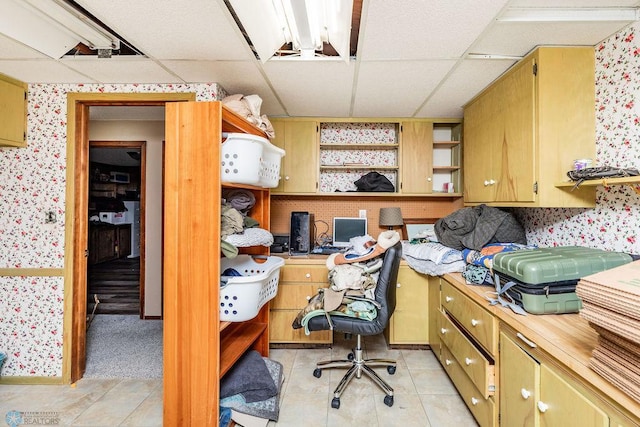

left=521, top=388, right=531, bottom=399
left=464, top=357, right=472, bottom=366
left=517, top=332, right=537, bottom=348
left=445, top=296, right=453, bottom=303
left=445, top=359, right=452, bottom=366
left=471, top=397, right=479, bottom=406
left=397, top=283, right=401, bottom=288
left=306, top=295, right=311, bottom=301
left=470, top=319, right=479, bottom=327
left=440, top=328, right=448, bottom=335
left=537, top=401, right=548, bottom=413
left=305, top=273, right=311, bottom=278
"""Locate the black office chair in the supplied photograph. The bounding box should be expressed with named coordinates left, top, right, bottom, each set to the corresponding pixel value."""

left=307, top=241, right=402, bottom=409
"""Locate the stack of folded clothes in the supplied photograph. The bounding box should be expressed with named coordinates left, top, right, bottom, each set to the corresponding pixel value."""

left=219, top=350, right=284, bottom=427
left=576, top=260, right=640, bottom=403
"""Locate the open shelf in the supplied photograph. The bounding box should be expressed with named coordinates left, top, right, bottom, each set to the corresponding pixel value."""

left=319, top=143, right=398, bottom=150
left=433, top=140, right=461, bottom=148
left=555, top=176, right=640, bottom=188
left=220, top=321, right=269, bottom=377
left=319, top=165, right=398, bottom=171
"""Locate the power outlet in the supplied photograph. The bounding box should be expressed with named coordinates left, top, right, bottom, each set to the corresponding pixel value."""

left=359, top=209, right=367, bottom=218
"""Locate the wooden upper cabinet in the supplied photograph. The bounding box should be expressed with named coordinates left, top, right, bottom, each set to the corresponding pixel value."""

left=463, top=47, right=596, bottom=207
left=270, top=119, right=318, bottom=194
left=0, top=73, right=27, bottom=147
left=401, top=121, right=434, bottom=194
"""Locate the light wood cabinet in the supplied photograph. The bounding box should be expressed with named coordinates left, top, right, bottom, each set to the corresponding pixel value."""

left=385, top=265, right=430, bottom=344
left=0, top=73, right=27, bottom=147
left=269, top=263, right=332, bottom=344
left=163, top=101, right=272, bottom=425
left=400, top=121, right=433, bottom=194
left=270, top=119, right=318, bottom=194
left=437, top=277, right=498, bottom=426
left=500, top=329, right=608, bottom=427
left=463, top=46, right=596, bottom=207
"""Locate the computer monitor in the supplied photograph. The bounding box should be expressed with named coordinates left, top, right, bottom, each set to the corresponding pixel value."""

left=332, top=217, right=368, bottom=248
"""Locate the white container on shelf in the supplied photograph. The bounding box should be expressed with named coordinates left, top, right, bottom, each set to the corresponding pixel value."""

left=220, top=133, right=285, bottom=188
left=99, top=211, right=126, bottom=225
left=219, top=255, right=284, bottom=322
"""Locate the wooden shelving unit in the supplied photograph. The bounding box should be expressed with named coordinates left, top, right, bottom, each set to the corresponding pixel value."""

left=164, top=101, right=271, bottom=426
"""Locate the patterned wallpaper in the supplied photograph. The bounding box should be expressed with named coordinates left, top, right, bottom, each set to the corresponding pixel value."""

left=517, top=22, right=640, bottom=255
left=0, top=83, right=224, bottom=376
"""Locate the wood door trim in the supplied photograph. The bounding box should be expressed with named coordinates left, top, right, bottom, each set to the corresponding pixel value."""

left=65, top=92, right=195, bottom=383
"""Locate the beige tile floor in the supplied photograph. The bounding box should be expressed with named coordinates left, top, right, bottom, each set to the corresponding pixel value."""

left=0, top=334, right=478, bottom=426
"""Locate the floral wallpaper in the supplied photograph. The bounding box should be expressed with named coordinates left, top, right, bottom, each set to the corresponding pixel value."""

left=0, top=83, right=224, bottom=377
left=518, top=22, right=640, bottom=255
left=319, top=122, right=398, bottom=192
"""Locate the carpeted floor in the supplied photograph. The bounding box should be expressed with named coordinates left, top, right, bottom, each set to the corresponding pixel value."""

left=84, top=314, right=163, bottom=379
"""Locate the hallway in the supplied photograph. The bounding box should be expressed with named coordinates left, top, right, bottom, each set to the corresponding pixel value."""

left=87, top=257, right=140, bottom=316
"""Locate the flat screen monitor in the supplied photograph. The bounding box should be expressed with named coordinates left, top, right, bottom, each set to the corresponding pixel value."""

left=332, top=217, right=368, bottom=248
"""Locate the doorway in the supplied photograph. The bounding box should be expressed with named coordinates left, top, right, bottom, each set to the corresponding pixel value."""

left=87, top=141, right=145, bottom=318
left=65, top=92, right=196, bottom=383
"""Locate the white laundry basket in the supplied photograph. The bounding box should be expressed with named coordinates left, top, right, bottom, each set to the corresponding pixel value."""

left=219, top=255, right=284, bottom=322
left=221, top=133, right=285, bottom=188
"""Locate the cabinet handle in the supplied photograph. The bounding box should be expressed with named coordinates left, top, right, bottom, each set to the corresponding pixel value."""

left=445, top=296, right=453, bottom=303
left=516, top=332, right=537, bottom=348
left=396, top=283, right=401, bottom=288
left=285, top=175, right=290, bottom=181
left=306, top=295, right=311, bottom=301
left=537, top=401, right=549, bottom=413
left=483, top=179, right=496, bottom=186
left=445, top=359, right=452, bottom=366
left=521, top=388, right=531, bottom=399
left=465, top=357, right=472, bottom=366
left=470, top=319, right=479, bottom=327
left=440, top=328, right=448, bottom=335
left=471, top=397, right=479, bottom=406
left=305, top=273, right=311, bottom=278
left=427, top=177, right=432, bottom=182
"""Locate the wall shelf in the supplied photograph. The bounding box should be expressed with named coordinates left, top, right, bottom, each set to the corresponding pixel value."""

left=555, top=176, right=640, bottom=194
left=319, top=143, right=398, bottom=150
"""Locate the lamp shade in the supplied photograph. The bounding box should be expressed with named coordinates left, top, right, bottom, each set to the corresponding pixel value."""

left=379, top=207, right=403, bottom=228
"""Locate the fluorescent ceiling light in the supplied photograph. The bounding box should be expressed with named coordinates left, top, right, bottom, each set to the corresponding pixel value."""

left=467, top=53, right=523, bottom=60
left=498, top=7, right=640, bottom=22
left=0, top=0, right=119, bottom=59
left=229, top=0, right=352, bottom=62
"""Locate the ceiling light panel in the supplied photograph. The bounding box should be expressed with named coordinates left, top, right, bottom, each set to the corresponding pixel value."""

left=499, top=7, right=639, bottom=22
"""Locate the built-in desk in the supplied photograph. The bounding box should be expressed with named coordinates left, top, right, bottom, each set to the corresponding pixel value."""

left=438, top=273, right=640, bottom=427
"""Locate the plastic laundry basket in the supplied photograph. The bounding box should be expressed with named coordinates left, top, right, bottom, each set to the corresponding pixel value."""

left=221, top=133, right=285, bottom=188
left=219, top=255, right=284, bottom=322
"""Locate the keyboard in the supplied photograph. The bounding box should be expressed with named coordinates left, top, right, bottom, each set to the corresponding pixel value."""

left=311, top=246, right=344, bottom=255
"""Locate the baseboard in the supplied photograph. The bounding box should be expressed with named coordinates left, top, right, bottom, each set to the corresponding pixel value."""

left=0, top=376, right=64, bottom=385
left=143, top=315, right=162, bottom=320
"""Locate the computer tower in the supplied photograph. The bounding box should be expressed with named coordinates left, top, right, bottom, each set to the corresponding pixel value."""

left=289, top=211, right=314, bottom=255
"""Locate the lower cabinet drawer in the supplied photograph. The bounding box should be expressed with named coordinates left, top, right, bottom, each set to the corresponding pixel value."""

left=441, top=343, right=497, bottom=427
left=271, top=283, right=324, bottom=309
left=438, top=310, right=495, bottom=398
left=269, top=310, right=332, bottom=344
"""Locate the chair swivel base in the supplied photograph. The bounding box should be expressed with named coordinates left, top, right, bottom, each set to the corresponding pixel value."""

left=312, top=334, right=396, bottom=409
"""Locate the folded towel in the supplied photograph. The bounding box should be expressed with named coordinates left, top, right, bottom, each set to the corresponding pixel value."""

left=220, top=350, right=277, bottom=403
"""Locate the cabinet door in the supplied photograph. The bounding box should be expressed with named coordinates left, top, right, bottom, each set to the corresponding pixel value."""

left=117, top=224, right=132, bottom=258
left=539, top=364, right=608, bottom=427
left=387, top=266, right=429, bottom=344
left=272, top=120, right=318, bottom=194
left=400, top=121, right=433, bottom=194
left=493, top=57, right=535, bottom=203
left=0, top=73, right=27, bottom=147
left=500, top=332, right=539, bottom=427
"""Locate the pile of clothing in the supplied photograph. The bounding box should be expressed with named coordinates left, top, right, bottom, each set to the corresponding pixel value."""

left=221, top=94, right=275, bottom=138
left=221, top=189, right=274, bottom=258
left=219, top=350, right=284, bottom=427
left=576, top=260, right=640, bottom=403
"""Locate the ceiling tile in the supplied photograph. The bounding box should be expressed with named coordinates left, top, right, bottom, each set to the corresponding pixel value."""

left=359, top=0, right=510, bottom=60
left=161, top=60, right=286, bottom=116
left=262, top=60, right=355, bottom=117
left=353, top=60, right=457, bottom=117
left=416, top=59, right=517, bottom=118
left=0, top=33, right=49, bottom=59
left=61, top=57, right=182, bottom=83
left=75, top=0, right=253, bottom=61
left=0, top=59, right=98, bottom=83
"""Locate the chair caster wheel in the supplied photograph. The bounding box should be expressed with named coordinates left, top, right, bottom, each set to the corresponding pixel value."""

left=384, top=395, right=394, bottom=407
left=347, top=353, right=354, bottom=361
left=331, top=397, right=340, bottom=409
left=313, top=368, right=322, bottom=378
left=387, top=365, right=396, bottom=375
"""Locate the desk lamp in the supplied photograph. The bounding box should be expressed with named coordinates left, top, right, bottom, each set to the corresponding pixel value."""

left=379, top=207, right=403, bottom=230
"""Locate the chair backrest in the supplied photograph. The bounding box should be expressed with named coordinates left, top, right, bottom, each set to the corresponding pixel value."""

left=371, top=241, right=402, bottom=329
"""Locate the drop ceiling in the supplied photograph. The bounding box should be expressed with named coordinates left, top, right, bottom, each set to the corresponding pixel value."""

left=0, top=0, right=638, bottom=119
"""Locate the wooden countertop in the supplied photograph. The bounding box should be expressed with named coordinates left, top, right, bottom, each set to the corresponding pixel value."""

left=442, top=273, right=640, bottom=422
left=274, top=254, right=410, bottom=267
